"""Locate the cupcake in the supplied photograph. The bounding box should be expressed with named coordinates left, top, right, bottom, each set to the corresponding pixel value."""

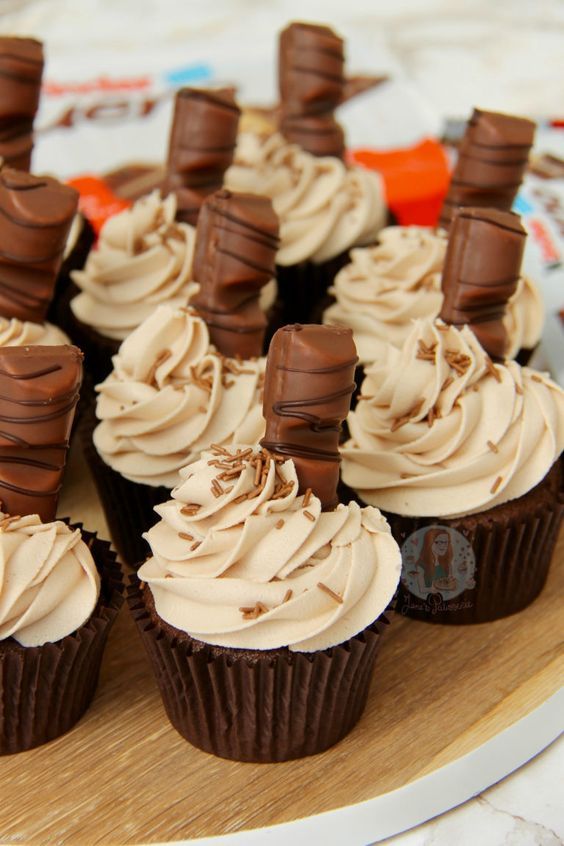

left=323, top=108, right=541, bottom=373
left=323, top=225, right=543, bottom=371
left=129, top=323, right=401, bottom=762
left=65, top=88, right=272, bottom=385
left=341, top=209, right=564, bottom=624
left=0, top=344, right=123, bottom=754
left=67, top=190, right=197, bottom=384
left=83, top=190, right=278, bottom=568
left=0, top=167, right=77, bottom=348
left=225, top=21, right=386, bottom=325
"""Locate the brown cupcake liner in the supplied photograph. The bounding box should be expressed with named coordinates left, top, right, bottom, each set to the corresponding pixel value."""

left=79, top=402, right=170, bottom=570
left=341, top=461, right=563, bottom=625
left=48, top=213, right=96, bottom=326
left=0, top=527, right=124, bottom=754
left=275, top=250, right=353, bottom=327
left=128, top=577, right=391, bottom=762
left=53, top=280, right=120, bottom=388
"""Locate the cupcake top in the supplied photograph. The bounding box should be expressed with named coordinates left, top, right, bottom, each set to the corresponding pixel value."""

left=0, top=514, right=100, bottom=647
left=94, top=305, right=266, bottom=488
left=323, top=226, right=543, bottom=364
left=138, top=445, right=400, bottom=653
left=341, top=317, right=564, bottom=518
left=0, top=316, right=68, bottom=346
left=70, top=191, right=198, bottom=341
left=225, top=131, right=386, bottom=265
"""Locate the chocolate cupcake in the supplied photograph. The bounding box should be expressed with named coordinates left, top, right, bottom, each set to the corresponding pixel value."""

left=0, top=345, right=123, bottom=754
left=63, top=87, right=243, bottom=386
left=323, top=108, right=541, bottom=374
left=225, top=22, right=387, bottom=325
left=323, top=226, right=542, bottom=375
left=341, top=209, right=564, bottom=624
left=83, top=190, right=279, bottom=568
left=129, top=324, right=400, bottom=762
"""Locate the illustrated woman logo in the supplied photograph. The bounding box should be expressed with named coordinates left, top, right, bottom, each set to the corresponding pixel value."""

left=416, top=528, right=453, bottom=593
left=401, top=524, right=476, bottom=602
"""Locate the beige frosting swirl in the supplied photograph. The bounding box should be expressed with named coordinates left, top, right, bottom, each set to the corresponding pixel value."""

left=71, top=191, right=197, bottom=341
left=341, top=318, right=564, bottom=518
left=0, top=514, right=100, bottom=647
left=63, top=213, right=84, bottom=260
left=139, top=446, right=400, bottom=652
left=323, top=226, right=544, bottom=364
left=94, top=306, right=266, bottom=488
left=226, top=132, right=386, bottom=266
left=0, top=317, right=68, bottom=346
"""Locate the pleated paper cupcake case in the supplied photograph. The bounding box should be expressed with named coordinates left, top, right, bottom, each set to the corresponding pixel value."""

left=0, top=530, right=124, bottom=754
left=390, top=464, right=564, bottom=624
left=127, top=578, right=392, bottom=763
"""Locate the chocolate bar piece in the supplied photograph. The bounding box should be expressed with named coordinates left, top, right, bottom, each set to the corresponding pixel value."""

left=440, top=207, right=527, bottom=359
left=440, top=109, right=535, bottom=229
left=192, top=189, right=279, bottom=358
left=0, top=37, right=44, bottom=171
left=164, top=87, right=241, bottom=226
left=278, top=22, right=345, bottom=159
left=0, top=168, right=79, bottom=323
left=261, top=324, right=357, bottom=510
left=0, top=345, right=82, bottom=521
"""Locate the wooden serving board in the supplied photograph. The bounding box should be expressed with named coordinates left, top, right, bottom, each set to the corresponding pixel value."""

left=1, top=444, right=562, bottom=846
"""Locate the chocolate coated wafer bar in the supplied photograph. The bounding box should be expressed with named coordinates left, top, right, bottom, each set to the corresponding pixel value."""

left=261, top=324, right=357, bottom=510
left=440, top=207, right=527, bottom=359
left=192, top=189, right=279, bottom=358
left=0, top=168, right=79, bottom=323
left=440, top=109, right=535, bottom=229
left=164, top=87, right=241, bottom=226
left=278, top=22, right=345, bottom=158
left=0, top=345, right=82, bottom=521
left=0, top=37, right=44, bottom=170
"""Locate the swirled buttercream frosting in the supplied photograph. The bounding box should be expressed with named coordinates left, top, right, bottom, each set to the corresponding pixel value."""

left=341, top=318, right=564, bottom=518
left=323, top=227, right=543, bottom=364
left=93, top=305, right=266, bottom=488
left=0, top=317, right=68, bottom=346
left=71, top=191, right=197, bottom=340
left=138, top=445, right=401, bottom=652
left=225, top=132, right=386, bottom=265
left=0, top=514, right=100, bottom=647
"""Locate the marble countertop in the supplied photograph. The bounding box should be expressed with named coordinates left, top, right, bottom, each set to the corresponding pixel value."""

left=0, top=2, right=562, bottom=843
left=378, top=735, right=563, bottom=846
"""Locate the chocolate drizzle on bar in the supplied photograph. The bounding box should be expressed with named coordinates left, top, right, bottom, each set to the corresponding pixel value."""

left=192, top=189, right=279, bottom=358
left=440, top=207, right=527, bottom=359
left=164, top=87, right=241, bottom=226
left=0, top=168, right=79, bottom=323
left=278, top=22, right=345, bottom=159
left=0, top=37, right=44, bottom=171
left=0, top=345, right=82, bottom=521
left=261, top=324, right=357, bottom=510
left=440, top=109, right=535, bottom=229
